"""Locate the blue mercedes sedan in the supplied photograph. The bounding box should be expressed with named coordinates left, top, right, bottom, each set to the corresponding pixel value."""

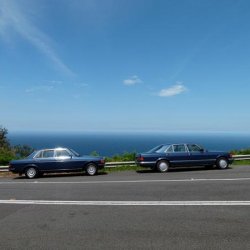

left=136, top=143, right=234, bottom=173
left=9, top=147, right=105, bottom=178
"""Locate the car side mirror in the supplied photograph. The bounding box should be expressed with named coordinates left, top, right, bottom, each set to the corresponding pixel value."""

left=200, top=148, right=205, bottom=152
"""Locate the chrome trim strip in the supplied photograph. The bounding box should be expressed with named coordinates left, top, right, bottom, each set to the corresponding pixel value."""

left=171, top=159, right=215, bottom=163
left=139, top=161, right=156, bottom=165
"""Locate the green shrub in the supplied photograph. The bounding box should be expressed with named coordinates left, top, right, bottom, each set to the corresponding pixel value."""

left=231, top=148, right=250, bottom=155
left=105, top=151, right=136, bottom=162
left=0, top=147, right=15, bottom=165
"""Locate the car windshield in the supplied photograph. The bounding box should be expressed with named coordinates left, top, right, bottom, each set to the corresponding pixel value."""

left=147, top=144, right=171, bottom=153
left=26, top=151, right=38, bottom=159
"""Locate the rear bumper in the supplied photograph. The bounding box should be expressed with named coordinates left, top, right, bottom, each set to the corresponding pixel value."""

left=136, top=161, right=156, bottom=168
left=228, top=158, right=234, bottom=164
left=98, top=163, right=105, bottom=169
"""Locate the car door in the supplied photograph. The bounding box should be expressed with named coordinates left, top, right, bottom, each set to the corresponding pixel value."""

left=34, top=149, right=57, bottom=171
left=187, top=144, right=214, bottom=166
left=54, top=149, right=82, bottom=171
left=169, top=144, right=190, bottom=166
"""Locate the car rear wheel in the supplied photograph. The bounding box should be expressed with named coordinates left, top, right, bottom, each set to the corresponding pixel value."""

left=156, top=160, right=169, bottom=173
left=86, top=163, right=98, bottom=176
left=216, top=158, right=229, bottom=169
left=25, top=167, right=38, bottom=179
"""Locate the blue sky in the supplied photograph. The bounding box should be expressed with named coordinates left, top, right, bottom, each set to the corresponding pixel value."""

left=0, top=0, right=250, bottom=132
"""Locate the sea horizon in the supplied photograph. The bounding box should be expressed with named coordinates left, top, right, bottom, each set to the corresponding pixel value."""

left=8, top=131, right=250, bottom=157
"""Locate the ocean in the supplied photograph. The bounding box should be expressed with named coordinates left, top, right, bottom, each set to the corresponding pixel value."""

left=8, top=131, right=250, bottom=156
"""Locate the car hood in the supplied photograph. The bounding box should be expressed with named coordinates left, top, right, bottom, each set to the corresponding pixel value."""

left=10, top=159, right=33, bottom=164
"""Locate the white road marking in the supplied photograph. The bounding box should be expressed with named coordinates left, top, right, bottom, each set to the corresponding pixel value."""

left=0, top=200, right=250, bottom=206
left=0, top=177, right=250, bottom=185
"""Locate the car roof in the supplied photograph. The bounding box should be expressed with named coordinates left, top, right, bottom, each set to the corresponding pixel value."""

left=37, top=147, right=68, bottom=151
left=161, top=143, right=190, bottom=146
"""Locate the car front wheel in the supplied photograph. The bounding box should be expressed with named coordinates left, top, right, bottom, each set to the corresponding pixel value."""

left=25, top=167, right=38, bottom=179
left=86, top=163, right=98, bottom=176
left=156, top=160, right=169, bottom=173
left=216, top=158, right=229, bottom=169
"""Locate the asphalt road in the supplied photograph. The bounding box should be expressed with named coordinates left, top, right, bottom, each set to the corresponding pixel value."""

left=0, top=166, right=250, bottom=249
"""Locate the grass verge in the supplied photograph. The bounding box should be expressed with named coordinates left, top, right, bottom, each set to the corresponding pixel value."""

left=103, top=165, right=144, bottom=172
left=232, top=160, right=250, bottom=165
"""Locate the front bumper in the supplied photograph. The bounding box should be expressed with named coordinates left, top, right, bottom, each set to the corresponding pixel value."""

left=8, top=167, right=19, bottom=173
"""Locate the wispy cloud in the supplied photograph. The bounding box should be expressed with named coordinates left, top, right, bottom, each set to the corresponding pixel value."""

left=123, top=75, right=143, bottom=86
left=73, top=82, right=89, bottom=87
left=0, top=0, right=74, bottom=76
left=25, top=79, right=67, bottom=93
left=25, top=85, right=55, bottom=93
left=158, top=83, right=187, bottom=97
left=47, top=80, right=63, bottom=85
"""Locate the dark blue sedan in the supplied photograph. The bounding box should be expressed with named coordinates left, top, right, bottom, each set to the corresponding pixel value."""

left=9, top=147, right=105, bottom=178
left=136, top=143, right=234, bottom=173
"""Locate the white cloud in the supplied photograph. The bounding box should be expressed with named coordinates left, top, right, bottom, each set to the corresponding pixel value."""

left=74, top=82, right=89, bottom=87
left=48, top=80, right=63, bottom=85
left=123, top=75, right=143, bottom=86
left=158, top=83, right=187, bottom=97
left=25, top=85, right=54, bottom=93
left=0, top=0, right=74, bottom=76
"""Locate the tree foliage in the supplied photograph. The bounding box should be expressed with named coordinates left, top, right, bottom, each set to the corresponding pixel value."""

left=0, top=126, right=34, bottom=165
left=0, top=126, right=10, bottom=148
left=0, top=126, right=15, bottom=164
left=231, top=148, right=250, bottom=155
left=13, top=144, right=34, bottom=158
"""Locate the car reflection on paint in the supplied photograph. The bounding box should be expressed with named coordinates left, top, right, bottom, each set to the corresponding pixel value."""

left=136, top=143, right=234, bottom=172
left=9, top=147, right=105, bottom=178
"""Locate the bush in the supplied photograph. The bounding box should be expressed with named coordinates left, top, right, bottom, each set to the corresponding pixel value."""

left=0, top=126, right=34, bottom=165
left=105, top=151, right=136, bottom=162
left=0, top=147, right=15, bottom=165
left=231, top=148, right=250, bottom=155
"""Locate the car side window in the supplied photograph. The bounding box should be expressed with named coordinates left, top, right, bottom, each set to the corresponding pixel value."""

left=42, top=150, right=55, bottom=158
left=166, top=145, right=173, bottom=153
left=173, top=144, right=187, bottom=152
left=55, top=150, right=71, bottom=157
left=35, top=150, right=54, bottom=159
left=187, top=144, right=201, bottom=152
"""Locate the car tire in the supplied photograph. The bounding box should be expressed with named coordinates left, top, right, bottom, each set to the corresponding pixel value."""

left=25, top=167, right=38, bottom=179
left=156, top=160, right=169, bottom=173
left=205, top=165, right=214, bottom=169
left=150, top=166, right=156, bottom=171
left=86, top=163, right=98, bottom=176
left=216, top=157, right=229, bottom=169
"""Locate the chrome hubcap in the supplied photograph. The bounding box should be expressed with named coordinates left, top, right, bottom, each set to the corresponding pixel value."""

left=159, top=162, right=168, bottom=172
left=87, top=165, right=96, bottom=175
left=27, top=168, right=36, bottom=178
left=219, top=159, right=228, bottom=169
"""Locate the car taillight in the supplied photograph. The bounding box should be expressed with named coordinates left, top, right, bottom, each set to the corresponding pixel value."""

left=229, top=153, right=233, bottom=158
left=137, top=156, right=144, bottom=162
left=100, top=159, right=105, bottom=164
